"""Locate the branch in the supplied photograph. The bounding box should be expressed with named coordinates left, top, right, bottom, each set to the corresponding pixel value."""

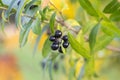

left=106, top=45, right=120, bottom=52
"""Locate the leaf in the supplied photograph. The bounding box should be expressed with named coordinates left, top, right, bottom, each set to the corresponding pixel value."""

left=15, top=0, right=30, bottom=28
left=101, top=21, right=120, bottom=37
left=95, top=34, right=114, bottom=51
left=5, top=0, right=16, bottom=18
left=103, top=0, right=120, bottom=13
left=32, top=24, right=49, bottom=56
left=41, top=0, right=49, bottom=9
left=49, top=12, right=56, bottom=34
left=78, top=0, right=99, bottom=17
left=19, top=20, right=33, bottom=47
left=110, top=11, right=120, bottom=21
left=42, top=38, right=52, bottom=57
left=32, top=18, right=41, bottom=35
left=89, top=22, right=101, bottom=51
left=68, top=33, right=90, bottom=59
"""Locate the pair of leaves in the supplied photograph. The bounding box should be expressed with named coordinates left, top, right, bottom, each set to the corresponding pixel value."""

left=68, top=33, right=90, bottom=59
left=89, top=22, right=101, bottom=51
left=78, top=0, right=99, bottom=17
left=19, top=20, right=33, bottom=47
left=49, top=12, right=56, bottom=34
left=103, top=0, right=120, bottom=14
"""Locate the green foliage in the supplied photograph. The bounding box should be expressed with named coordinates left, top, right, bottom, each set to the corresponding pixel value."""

left=68, top=33, right=90, bottom=59
left=19, top=19, right=33, bottom=47
left=49, top=12, right=56, bottom=34
left=1, top=0, right=120, bottom=79
left=32, top=18, right=41, bottom=35
left=103, top=0, right=120, bottom=14
left=89, top=22, right=101, bottom=51
left=42, top=38, right=52, bottom=57
left=78, top=0, right=99, bottom=17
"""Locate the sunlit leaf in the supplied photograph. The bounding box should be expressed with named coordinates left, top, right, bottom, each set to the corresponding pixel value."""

left=68, top=33, right=90, bottom=59
left=95, top=34, right=114, bottom=51
left=78, top=0, right=99, bottom=17
left=110, top=11, right=120, bottom=21
left=101, top=21, right=120, bottom=37
left=103, top=0, right=120, bottom=13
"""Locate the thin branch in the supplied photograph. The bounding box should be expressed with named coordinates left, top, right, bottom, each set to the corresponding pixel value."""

left=1, top=6, right=120, bottom=53
left=106, top=45, right=120, bottom=52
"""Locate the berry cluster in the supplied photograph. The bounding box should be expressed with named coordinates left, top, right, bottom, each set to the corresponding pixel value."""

left=49, top=30, right=69, bottom=53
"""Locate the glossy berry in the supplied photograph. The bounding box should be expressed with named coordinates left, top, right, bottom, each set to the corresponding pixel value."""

left=17, top=0, right=21, bottom=6
left=51, top=42, right=59, bottom=50
left=63, top=42, right=69, bottom=48
left=62, top=35, right=68, bottom=42
left=30, top=5, right=38, bottom=10
left=54, top=30, right=62, bottom=38
left=58, top=46, right=63, bottom=53
left=49, top=36, right=56, bottom=42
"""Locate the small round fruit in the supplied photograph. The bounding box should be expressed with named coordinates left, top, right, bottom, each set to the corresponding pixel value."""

left=51, top=42, right=59, bottom=50
left=49, top=36, right=56, bottom=42
left=63, top=42, right=69, bottom=48
left=62, top=35, right=68, bottom=42
left=58, top=46, right=63, bottom=53
left=54, top=30, right=62, bottom=38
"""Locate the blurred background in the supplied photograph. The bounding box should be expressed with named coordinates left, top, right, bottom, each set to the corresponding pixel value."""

left=0, top=0, right=120, bottom=80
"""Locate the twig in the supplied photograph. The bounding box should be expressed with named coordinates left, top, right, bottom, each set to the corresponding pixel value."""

left=106, top=45, right=120, bottom=52
left=1, top=6, right=120, bottom=53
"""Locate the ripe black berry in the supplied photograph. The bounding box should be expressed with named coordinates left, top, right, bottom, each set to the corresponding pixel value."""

left=17, top=0, right=21, bottom=6
left=62, top=35, right=68, bottom=42
left=63, top=42, right=69, bottom=48
left=54, top=30, right=62, bottom=38
left=51, top=42, right=59, bottom=50
left=30, top=5, right=38, bottom=10
left=49, top=36, right=56, bottom=42
left=58, top=46, right=63, bottom=53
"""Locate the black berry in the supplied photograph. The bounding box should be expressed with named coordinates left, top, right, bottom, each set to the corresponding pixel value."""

left=54, top=30, right=62, bottom=38
left=51, top=42, right=59, bottom=50
left=30, top=5, right=38, bottom=10
left=17, top=0, right=21, bottom=6
left=49, top=36, right=56, bottom=42
left=62, top=35, right=68, bottom=42
left=58, top=46, right=63, bottom=53
left=63, top=42, right=69, bottom=48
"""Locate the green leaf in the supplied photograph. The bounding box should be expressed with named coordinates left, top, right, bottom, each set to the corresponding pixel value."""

left=95, top=34, right=114, bottom=51
left=32, top=18, right=41, bottom=35
left=78, top=0, right=99, bottom=17
left=103, top=0, right=120, bottom=13
left=110, top=11, right=120, bottom=21
left=42, top=38, right=52, bottom=57
left=15, top=0, right=30, bottom=28
left=49, top=12, right=56, bottom=34
left=5, top=0, right=16, bottom=18
left=68, top=33, right=90, bottom=59
left=19, top=20, right=33, bottom=47
left=101, top=21, right=120, bottom=37
left=89, top=22, right=101, bottom=51
left=32, top=24, right=49, bottom=56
